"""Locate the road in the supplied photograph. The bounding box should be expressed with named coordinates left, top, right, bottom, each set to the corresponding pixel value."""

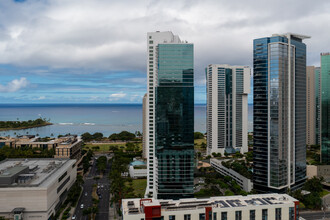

left=95, top=159, right=110, bottom=220
left=74, top=157, right=97, bottom=220
left=74, top=155, right=111, bottom=220
left=300, top=211, right=330, bottom=220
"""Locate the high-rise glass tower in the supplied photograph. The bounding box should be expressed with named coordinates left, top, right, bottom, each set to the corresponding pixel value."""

left=206, top=64, right=250, bottom=155
left=321, top=53, right=330, bottom=164
left=145, top=31, right=194, bottom=199
left=306, top=66, right=316, bottom=146
left=315, top=67, right=321, bottom=145
left=306, top=66, right=321, bottom=146
left=253, top=33, right=310, bottom=193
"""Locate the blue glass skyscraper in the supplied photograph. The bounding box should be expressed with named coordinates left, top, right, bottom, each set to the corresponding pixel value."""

left=253, top=33, right=310, bottom=193
left=145, top=32, right=194, bottom=199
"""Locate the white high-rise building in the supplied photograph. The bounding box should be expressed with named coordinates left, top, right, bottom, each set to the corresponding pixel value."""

left=206, top=64, right=250, bottom=155
left=142, top=93, right=147, bottom=159
left=145, top=31, right=194, bottom=199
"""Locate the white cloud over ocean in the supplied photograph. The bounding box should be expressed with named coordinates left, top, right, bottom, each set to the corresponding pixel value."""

left=0, top=0, right=329, bottom=103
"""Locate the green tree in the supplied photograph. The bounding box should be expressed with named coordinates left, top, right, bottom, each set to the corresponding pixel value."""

left=304, top=193, right=322, bottom=209
left=81, top=132, right=93, bottom=142
left=194, top=132, right=204, bottom=139
left=92, top=132, right=103, bottom=141
left=303, top=177, right=323, bottom=193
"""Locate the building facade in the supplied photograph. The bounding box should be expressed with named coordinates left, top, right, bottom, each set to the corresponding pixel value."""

left=315, top=67, right=321, bottom=145
left=145, top=31, right=194, bottom=199
left=306, top=66, right=316, bottom=146
left=210, top=158, right=253, bottom=192
left=206, top=64, right=250, bottom=155
left=122, top=194, right=300, bottom=220
left=253, top=33, right=309, bottom=193
left=321, top=53, right=330, bottom=164
left=0, top=158, right=76, bottom=220
left=306, top=165, right=330, bottom=181
left=54, top=136, right=82, bottom=160
left=142, top=93, right=148, bottom=159
left=306, top=66, right=321, bottom=146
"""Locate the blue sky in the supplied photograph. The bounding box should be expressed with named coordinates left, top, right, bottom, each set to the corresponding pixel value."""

left=1, top=0, right=329, bottom=104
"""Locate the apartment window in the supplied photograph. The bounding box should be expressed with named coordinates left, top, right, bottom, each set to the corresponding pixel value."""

left=58, top=171, right=67, bottom=182
left=289, top=207, right=294, bottom=220
left=213, top=212, right=217, bottom=220
left=149, top=36, right=152, bottom=39
left=149, top=46, right=153, bottom=48
left=262, top=209, right=268, bottom=220
left=199, top=213, right=205, bottom=220
left=250, top=210, right=255, bottom=220
left=235, top=211, right=242, bottom=220
left=221, top=212, right=227, bottom=220
left=276, top=208, right=281, bottom=220
left=184, top=214, right=191, bottom=220
left=169, top=215, right=175, bottom=220
left=149, top=40, right=153, bottom=44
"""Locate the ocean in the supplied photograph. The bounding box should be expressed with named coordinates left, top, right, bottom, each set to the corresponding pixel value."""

left=0, top=104, right=253, bottom=137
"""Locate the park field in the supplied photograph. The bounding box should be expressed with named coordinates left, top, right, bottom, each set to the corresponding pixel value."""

left=84, top=142, right=142, bottom=152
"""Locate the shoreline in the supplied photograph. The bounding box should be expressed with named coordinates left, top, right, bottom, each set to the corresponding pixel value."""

left=0, top=122, right=53, bottom=131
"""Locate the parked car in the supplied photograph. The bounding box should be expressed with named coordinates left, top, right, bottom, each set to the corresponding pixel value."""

left=72, top=215, right=76, bottom=219
left=80, top=204, right=84, bottom=209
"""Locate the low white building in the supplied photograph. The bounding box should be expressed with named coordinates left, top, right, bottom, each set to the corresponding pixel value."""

left=210, top=158, right=253, bottom=192
left=129, top=160, right=147, bottom=179
left=0, top=158, right=77, bottom=220
left=122, top=194, right=300, bottom=220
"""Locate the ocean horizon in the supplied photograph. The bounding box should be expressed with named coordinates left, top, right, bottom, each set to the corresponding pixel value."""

left=0, top=103, right=253, bottom=137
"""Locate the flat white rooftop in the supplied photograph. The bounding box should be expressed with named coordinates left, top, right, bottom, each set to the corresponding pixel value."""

left=0, top=158, right=74, bottom=187
left=122, top=194, right=297, bottom=215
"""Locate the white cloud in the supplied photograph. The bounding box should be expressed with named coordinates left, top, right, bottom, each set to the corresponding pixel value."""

left=109, top=92, right=126, bottom=98
left=0, top=0, right=329, bottom=77
left=88, top=96, right=100, bottom=101
left=129, top=94, right=143, bottom=102
left=0, top=77, right=29, bottom=92
left=37, top=96, right=46, bottom=100
left=109, top=92, right=126, bottom=101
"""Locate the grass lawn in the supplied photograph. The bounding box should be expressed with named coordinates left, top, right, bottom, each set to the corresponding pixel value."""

left=84, top=142, right=142, bottom=152
left=194, top=138, right=206, bottom=151
left=131, top=179, right=147, bottom=197
left=320, top=189, right=330, bottom=197
left=84, top=143, right=125, bottom=151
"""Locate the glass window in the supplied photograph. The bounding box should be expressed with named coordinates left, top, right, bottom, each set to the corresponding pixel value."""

left=289, top=207, right=294, bottom=220
left=184, top=214, right=191, bottom=220
left=169, top=216, right=175, bottom=220
left=221, top=212, right=227, bottom=220
left=276, top=208, right=281, bottom=220
left=235, top=211, right=242, bottom=220
left=262, top=209, right=268, bottom=220
left=199, top=213, right=205, bottom=220
left=213, top=212, right=217, bottom=220
left=250, top=210, right=255, bottom=220
left=149, top=40, right=153, bottom=44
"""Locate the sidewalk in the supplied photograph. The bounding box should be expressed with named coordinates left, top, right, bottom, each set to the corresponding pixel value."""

left=109, top=195, right=118, bottom=220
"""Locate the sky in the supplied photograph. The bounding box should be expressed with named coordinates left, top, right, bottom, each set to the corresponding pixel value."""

left=0, top=0, right=329, bottom=104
